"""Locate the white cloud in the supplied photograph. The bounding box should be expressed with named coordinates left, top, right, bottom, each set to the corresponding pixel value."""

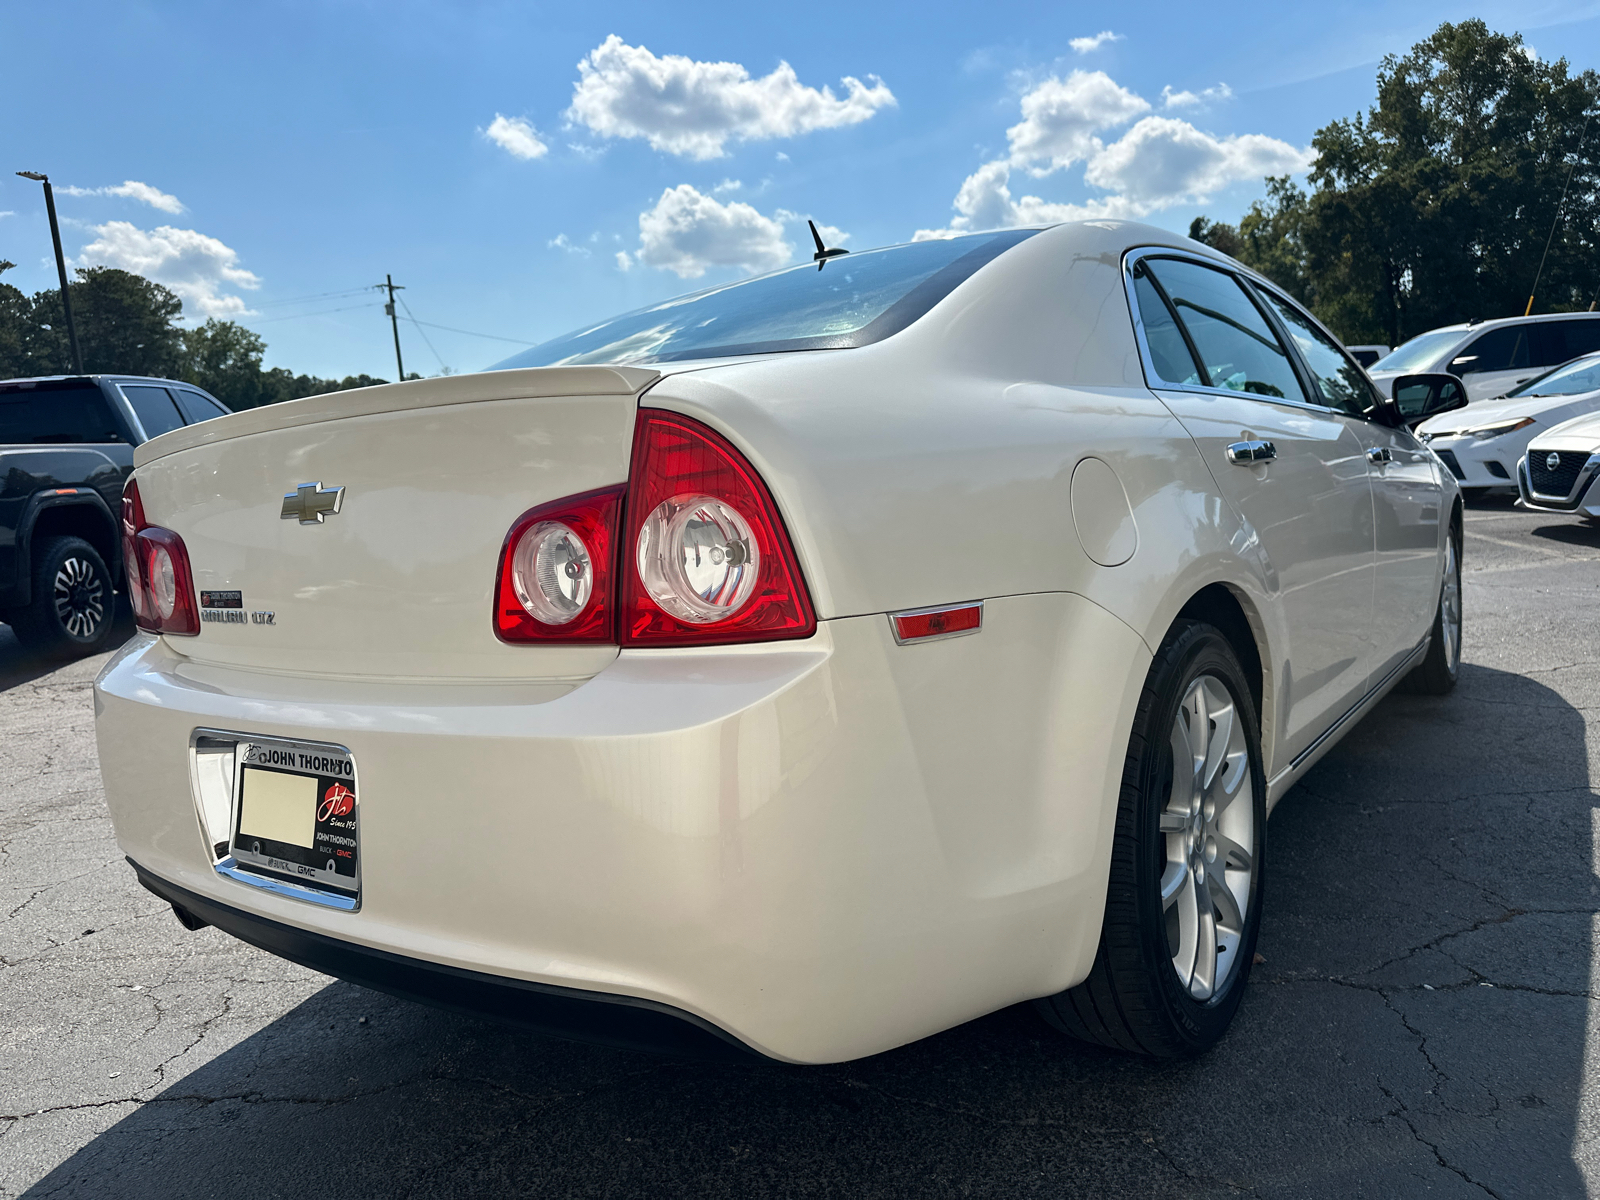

left=1005, top=71, right=1149, bottom=174
left=1069, top=31, right=1123, bottom=54
left=0, top=211, right=13, bottom=220
left=566, top=35, right=896, bottom=160
left=913, top=161, right=1139, bottom=240
left=548, top=233, right=591, bottom=256
left=61, top=180, right=185, bottom=214
left=1161, top=82, right=1233, bottom=109
left=483, top=114, right=549, bottom=160
left=615, top=250, right=633, bottom=271
left=635, top=184, right=794, bottom=277
left=712, top=178, right=742, bottom=194
left=1084, top=116, right=1308, bottom=207
left=77, top=221, right=261, bottom=317
left=918, top=72, right=1307, bottom=240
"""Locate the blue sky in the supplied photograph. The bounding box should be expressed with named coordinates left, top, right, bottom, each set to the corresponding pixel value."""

left=4, top=0, right=1599, bottom=379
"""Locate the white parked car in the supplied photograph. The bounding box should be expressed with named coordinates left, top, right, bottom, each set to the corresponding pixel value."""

left=1369, top=312, right=1600, bottom=403
left=1517, top=408, right=1600, bottom=522
left=95, top=222, right=1465, bottom=1063
left=1417, top=352, right=1600, bottom=495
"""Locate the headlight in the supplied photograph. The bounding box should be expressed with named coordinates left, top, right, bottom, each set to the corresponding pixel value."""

left=1463, top=416, right=1535, bottom=440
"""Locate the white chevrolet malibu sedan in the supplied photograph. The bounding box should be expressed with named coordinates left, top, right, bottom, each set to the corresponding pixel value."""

left=96, top=222, right=1466, bottom=1063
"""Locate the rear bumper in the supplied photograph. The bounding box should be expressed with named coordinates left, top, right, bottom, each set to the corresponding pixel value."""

left=131, top=859, right=761, bottom=1061
left=94, top=596, right=1150, bottom=1063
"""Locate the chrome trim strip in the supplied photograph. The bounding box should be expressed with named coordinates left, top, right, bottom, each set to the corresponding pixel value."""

left=213, top=857, right=360, bottom=912
left=887, top=600, right=984, bottom=646
left=1286, top=638, right=1430, bottom=775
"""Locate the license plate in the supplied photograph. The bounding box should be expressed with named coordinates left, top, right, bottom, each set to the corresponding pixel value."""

left=229, top=735, right=359, bottom=897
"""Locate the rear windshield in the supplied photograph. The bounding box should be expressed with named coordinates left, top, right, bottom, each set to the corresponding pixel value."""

left=492, top=230, right=1039, bottom=369
left=0, top=383, right=125, bottom=444
left=1507, top=353, right=1600, bottom=398
left=1371, top=329, right=1463, bottom=374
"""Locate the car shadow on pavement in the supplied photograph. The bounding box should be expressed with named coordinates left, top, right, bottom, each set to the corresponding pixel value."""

left=1529, top=519, right=1600, bottom=549
left=23, top=662, right=1596, bottom=1199
left=0, top=607, right=136, bottom=693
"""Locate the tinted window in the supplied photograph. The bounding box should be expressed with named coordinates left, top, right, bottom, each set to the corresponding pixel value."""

left=1142, top=259, right=1307, bottom=402
left=1132, top=272, right=1202, bottom=384
left=1452, top=327, right=1531, bottom=374
left=1553, top=319, right=1600, bottom=360
left=121, top=385, right=185, bottom=437
left=493, top=230, right=1039, bottom=368
left=0, top=384, right=124, bottom=444
left=1254, top=288, right=1378, bottom=417
left=173, top=389, right=229, bottom=423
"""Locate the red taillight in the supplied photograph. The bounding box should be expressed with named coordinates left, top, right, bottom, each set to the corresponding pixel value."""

left=491, top=411, right=816, bottom=648
left=891, top=603, right=982, bottom=644
left=122, top=478, right=200, bottom=637
left=620, top=410, right=815, bottom=646
left=493, top=487, right=622, bottom=644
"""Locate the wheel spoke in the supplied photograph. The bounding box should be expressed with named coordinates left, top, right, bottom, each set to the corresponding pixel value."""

left=1206, top=859, right=1247, bottom=933
left=1202, top=697, right=1234, bottom=790
left=1160, top=859, right=1189, bottom=907
left=1191, top=903, right=1218, bottom=999
left=1211, top=830, right=1254, bottom=875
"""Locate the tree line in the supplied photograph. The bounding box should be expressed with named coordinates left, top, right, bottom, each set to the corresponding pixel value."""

left=1190, top=21, right=1600, bottom=348
left=0, top=262, right=393, bottom=410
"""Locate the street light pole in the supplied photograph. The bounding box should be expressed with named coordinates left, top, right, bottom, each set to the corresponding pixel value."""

left=16, top=171, right=84, bottom=375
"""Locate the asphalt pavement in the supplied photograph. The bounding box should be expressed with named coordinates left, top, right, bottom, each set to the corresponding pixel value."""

left=3, top=495, right=1599, bottom=1198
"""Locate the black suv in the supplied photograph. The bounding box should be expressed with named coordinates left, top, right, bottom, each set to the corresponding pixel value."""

left=1, top=375, right=230, bottom=657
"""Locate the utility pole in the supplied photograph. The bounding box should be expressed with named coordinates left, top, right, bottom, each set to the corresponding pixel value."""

left=16, top=171, right=84, bottom=375
left=381, top=274, right=406, bottom=381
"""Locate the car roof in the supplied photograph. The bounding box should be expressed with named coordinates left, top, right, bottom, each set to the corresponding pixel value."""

left=0, top=374, right=199, bottom=386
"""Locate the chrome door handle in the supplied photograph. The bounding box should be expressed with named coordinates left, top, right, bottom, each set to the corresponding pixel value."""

left=1226, top=440, right=1276, bottom=465
left=1366, top=446, right=1393, bottom=464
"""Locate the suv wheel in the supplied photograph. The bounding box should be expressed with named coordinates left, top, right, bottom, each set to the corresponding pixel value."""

left=9, top=536, right=117, bottom=657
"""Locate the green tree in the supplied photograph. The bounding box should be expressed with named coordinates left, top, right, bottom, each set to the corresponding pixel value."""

left=0, top=261, right=28, bottom=379
left=1190, top=20, right=1600, bottom=344
left=181, top=319, right=268, bottom=409
left=29, top=267, right=185, bottom=377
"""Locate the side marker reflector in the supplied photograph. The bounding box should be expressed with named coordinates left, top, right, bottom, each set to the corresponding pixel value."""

left=890, top=602, right=983, bottom=645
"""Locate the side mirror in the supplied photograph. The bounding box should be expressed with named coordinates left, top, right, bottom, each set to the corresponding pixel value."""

left=1391, top=373, right=1467, bottom=427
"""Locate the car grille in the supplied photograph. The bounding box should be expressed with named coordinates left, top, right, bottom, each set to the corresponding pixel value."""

left=1528, top=451, right=1589, bottom=498
left=1435, top=449, right=1466, bottom=480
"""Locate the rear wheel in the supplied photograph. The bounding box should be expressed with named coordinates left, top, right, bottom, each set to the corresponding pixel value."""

left=8, top=536, right=116, bottom=658
left=1399, top=528, right=1461, bottom=695
left=1036, top=621, right=1265, bottom=1056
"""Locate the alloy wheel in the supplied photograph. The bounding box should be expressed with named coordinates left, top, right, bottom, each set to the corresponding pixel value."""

left=52, top=555, right=105, bottom=641
left=1159, top=674, right=1255, bottom=1001
left=1441, top=537, right=1461, bottom=672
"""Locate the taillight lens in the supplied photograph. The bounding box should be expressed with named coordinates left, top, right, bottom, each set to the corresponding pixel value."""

left=122, top=478, right=200, bottom=636
left=494, top=487, right=621, bottom=643
left=620, top=411, right=815, bottom=646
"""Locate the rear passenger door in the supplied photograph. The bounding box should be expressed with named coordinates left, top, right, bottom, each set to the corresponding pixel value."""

left=1129, top=254, right=1377, bottom=763
left=119, top=384, right=186, bottom=440
left=1252, top=285, right=1444, bottom=687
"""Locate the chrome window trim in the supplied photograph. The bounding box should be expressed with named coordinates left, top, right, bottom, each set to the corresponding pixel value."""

left=1121, top=246, right=1380, bottom=424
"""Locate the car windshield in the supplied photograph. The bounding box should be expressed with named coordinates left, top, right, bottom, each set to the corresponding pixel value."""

left=1506, top=353, right=1600, bottom=398
left=491, top=230, right=1040, bottom=369
left=1371, top=328, right=1464, bottom=373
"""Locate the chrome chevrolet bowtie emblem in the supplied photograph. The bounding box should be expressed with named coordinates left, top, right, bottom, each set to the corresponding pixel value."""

left=280, top=482, right=345, bottom=524
left=1547, top=452, right=1561, bottom=471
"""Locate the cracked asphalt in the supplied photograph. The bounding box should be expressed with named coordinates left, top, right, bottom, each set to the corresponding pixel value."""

left=3, top=496, right=1599, bottom=1198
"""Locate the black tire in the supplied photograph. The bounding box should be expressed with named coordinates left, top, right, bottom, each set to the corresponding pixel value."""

left=8, top=535, right=117, bottom=658
left=1398, top=522, right=1462, bottom=696
left=1036, top=620, right=1266, bottom=1057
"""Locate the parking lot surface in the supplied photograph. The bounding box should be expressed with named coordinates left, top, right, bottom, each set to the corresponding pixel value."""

left=3, top=496, right=1599, bottom=1198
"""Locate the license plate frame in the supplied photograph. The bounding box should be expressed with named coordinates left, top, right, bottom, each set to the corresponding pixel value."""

left=228, top=734, right=360, bottom=899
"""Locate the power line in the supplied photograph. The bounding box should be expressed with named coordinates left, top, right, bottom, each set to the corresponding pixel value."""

left=1525, top=111, right=1591, bottom=316
left=398, top=316, right=539, bottom=345
left=249, top=286, right=380, bottom=310
left=397, top=295, right=448, bottom=373
left=250, top=302, right=383, bottom=324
